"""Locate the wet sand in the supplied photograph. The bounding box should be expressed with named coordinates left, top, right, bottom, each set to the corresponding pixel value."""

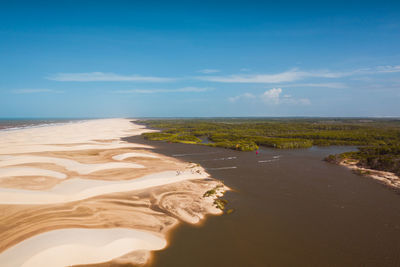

left=126, top=136, right=400, bottom=267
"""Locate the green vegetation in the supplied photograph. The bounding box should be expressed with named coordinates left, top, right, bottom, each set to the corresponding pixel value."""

left=326, top=145, right=400, bottom=176
left=202, top=185, right=230, bottom=211
left=142, top=132, right=202, bottom=144
left=203, top=185, right=224, bottom=198
left=139, top=118, right=400, bottom=175
left=203, top=189, right=217, bottom=197
left=139, top=118, right=400, bottom=148
left=214, top=199, right=228, bottom=210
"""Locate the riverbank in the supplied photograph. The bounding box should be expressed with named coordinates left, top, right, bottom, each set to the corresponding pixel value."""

left=339, top=159, right=400, bottom=191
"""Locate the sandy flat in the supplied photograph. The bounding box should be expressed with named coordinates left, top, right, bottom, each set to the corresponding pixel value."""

left=0, top=118, right=226, bottom=266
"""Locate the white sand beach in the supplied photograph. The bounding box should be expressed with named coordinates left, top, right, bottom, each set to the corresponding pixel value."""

left=0, top=118, right=227, bottom=266
left=340, top=160, right=400, bottom=189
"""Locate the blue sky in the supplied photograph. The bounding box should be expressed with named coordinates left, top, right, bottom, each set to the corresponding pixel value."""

left=1, top=0, right=399, bottom=118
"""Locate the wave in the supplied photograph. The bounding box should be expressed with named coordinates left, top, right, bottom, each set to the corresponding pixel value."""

left=0, top=119, right=88, bottom=132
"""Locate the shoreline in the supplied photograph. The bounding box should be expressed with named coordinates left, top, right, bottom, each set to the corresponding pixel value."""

left=339, top=160, right=400, bottom=191
left=0, top=118, right=228, bottom=266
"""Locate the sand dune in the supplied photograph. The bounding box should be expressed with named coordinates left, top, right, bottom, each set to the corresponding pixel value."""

left=0, top=228, right=166, bottom=267
left=0, top=155, right=145, bottom=174
left=0, top=167, right=67, bottom=179
left=0, top=142, right=151, bottom=155
left=112, top=152, right=159, bottom=160
left=0, top=118, right=226, bottom=266
left=0, top=169, right=208, bottom=205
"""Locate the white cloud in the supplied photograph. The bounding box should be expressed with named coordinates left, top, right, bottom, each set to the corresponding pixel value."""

left=374, top=65, right=400, bottom=73
left=114, top=87, right=211, bottom=94
left=46, top=72, right=175, bottom=82
left=197, top=65, right=400, bottom=84
left=197, top=68, right=346, bottom=83
left=280, top=82, right=347, bottom=88
left=228, top=93, right=256, bottom=102
left=262, top=88, right=310, bottom=105
left=46, top=65, right=400, bottom=84
left=197, top=69, right=220, bottom=74
left=12, top=89, right=63, bottom=94
left=229, top=88, right=310, bottom=105
left=261, top=88, right=282, bottom=104
left=350, top=65, right=400, bottom=75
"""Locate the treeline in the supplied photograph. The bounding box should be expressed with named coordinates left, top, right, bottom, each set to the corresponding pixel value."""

left=139, top=118, right=400, bottom=151
left=326, top=145, right=400, bottom=176
left=357, top=145, right=400, bottom=176
left=141, top=132, right=202, bottom=144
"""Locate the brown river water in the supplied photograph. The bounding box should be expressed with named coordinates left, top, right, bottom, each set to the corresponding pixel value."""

left=125, top=136, right=400, bottom=267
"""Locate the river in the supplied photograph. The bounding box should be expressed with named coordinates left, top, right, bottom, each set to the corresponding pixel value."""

left=125, top=136, right=400, bottom=267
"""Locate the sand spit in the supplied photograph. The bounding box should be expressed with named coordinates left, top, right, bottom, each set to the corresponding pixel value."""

left=0, top=118, right=227, bottom=266
left=340, top=160, right=400, bottom=190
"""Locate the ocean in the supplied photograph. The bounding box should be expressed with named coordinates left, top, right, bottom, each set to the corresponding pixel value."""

left=0, top=119, right=85, bottom=131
